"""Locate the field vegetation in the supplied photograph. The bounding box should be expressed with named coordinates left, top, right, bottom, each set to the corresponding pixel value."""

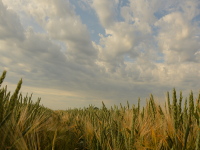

left=0, top=70, right=200, bottom=150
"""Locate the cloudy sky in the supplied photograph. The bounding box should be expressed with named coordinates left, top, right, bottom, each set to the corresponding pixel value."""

left=0, top=0, right=200, bottom=109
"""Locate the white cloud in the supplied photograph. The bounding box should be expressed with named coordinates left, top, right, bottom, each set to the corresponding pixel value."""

left=180, top=0, right=200, bottom=20
left=92, top=0, right=117, bottom=28
left=155, top=12, right=200, bottom=63
left=0, top=1, right=24, bottom=40
left=3, top=0, right=97, bottom=63
left=0, top=0, right=200, bottom=109
left=92, top=0, right=159, bottom=72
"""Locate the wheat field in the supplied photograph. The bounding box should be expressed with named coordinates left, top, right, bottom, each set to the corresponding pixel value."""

left=0, top=70, right=200, bottom=150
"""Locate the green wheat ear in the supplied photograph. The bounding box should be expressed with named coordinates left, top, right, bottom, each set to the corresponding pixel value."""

left=0, top=70, right=6, bottom=87
left=167, top=91, right=171, bottom=114
left=189, top=91, right=194, bottom=116
left=0, top=90, right=3, bottom=121
left=178, top=91, right=183, bottom=114
left=172, top=88, right=178, bottom=129
left=8, top=79, right=23, bottom=113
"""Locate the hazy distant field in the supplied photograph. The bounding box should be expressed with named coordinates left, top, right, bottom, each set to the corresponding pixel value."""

left=1, top=70, right=200, bottom=150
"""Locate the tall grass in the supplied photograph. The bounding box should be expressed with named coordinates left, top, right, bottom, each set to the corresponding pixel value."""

left=0, top=71, right=77, bottom=149
left=0, top=70, right=200, bottom=150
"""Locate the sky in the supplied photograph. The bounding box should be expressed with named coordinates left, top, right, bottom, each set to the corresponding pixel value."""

left=0, top=0, right=200, bottom=110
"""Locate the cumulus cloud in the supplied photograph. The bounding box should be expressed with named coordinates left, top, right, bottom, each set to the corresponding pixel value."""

left=0, top=0, right=200, bottom=109
left=0, top=1, right=24, bottom=40
left=3, top=0, right=97, bottom=64
left=92, top=0, right=117, bottom=28
left=28, top=0, right=98, bottom=64
left=155, top=12, right=200, bottom=63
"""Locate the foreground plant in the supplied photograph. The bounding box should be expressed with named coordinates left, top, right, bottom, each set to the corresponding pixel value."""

left=0, top=71, right=78, bottom=150
left=0, top=70, right=200, bottom=150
